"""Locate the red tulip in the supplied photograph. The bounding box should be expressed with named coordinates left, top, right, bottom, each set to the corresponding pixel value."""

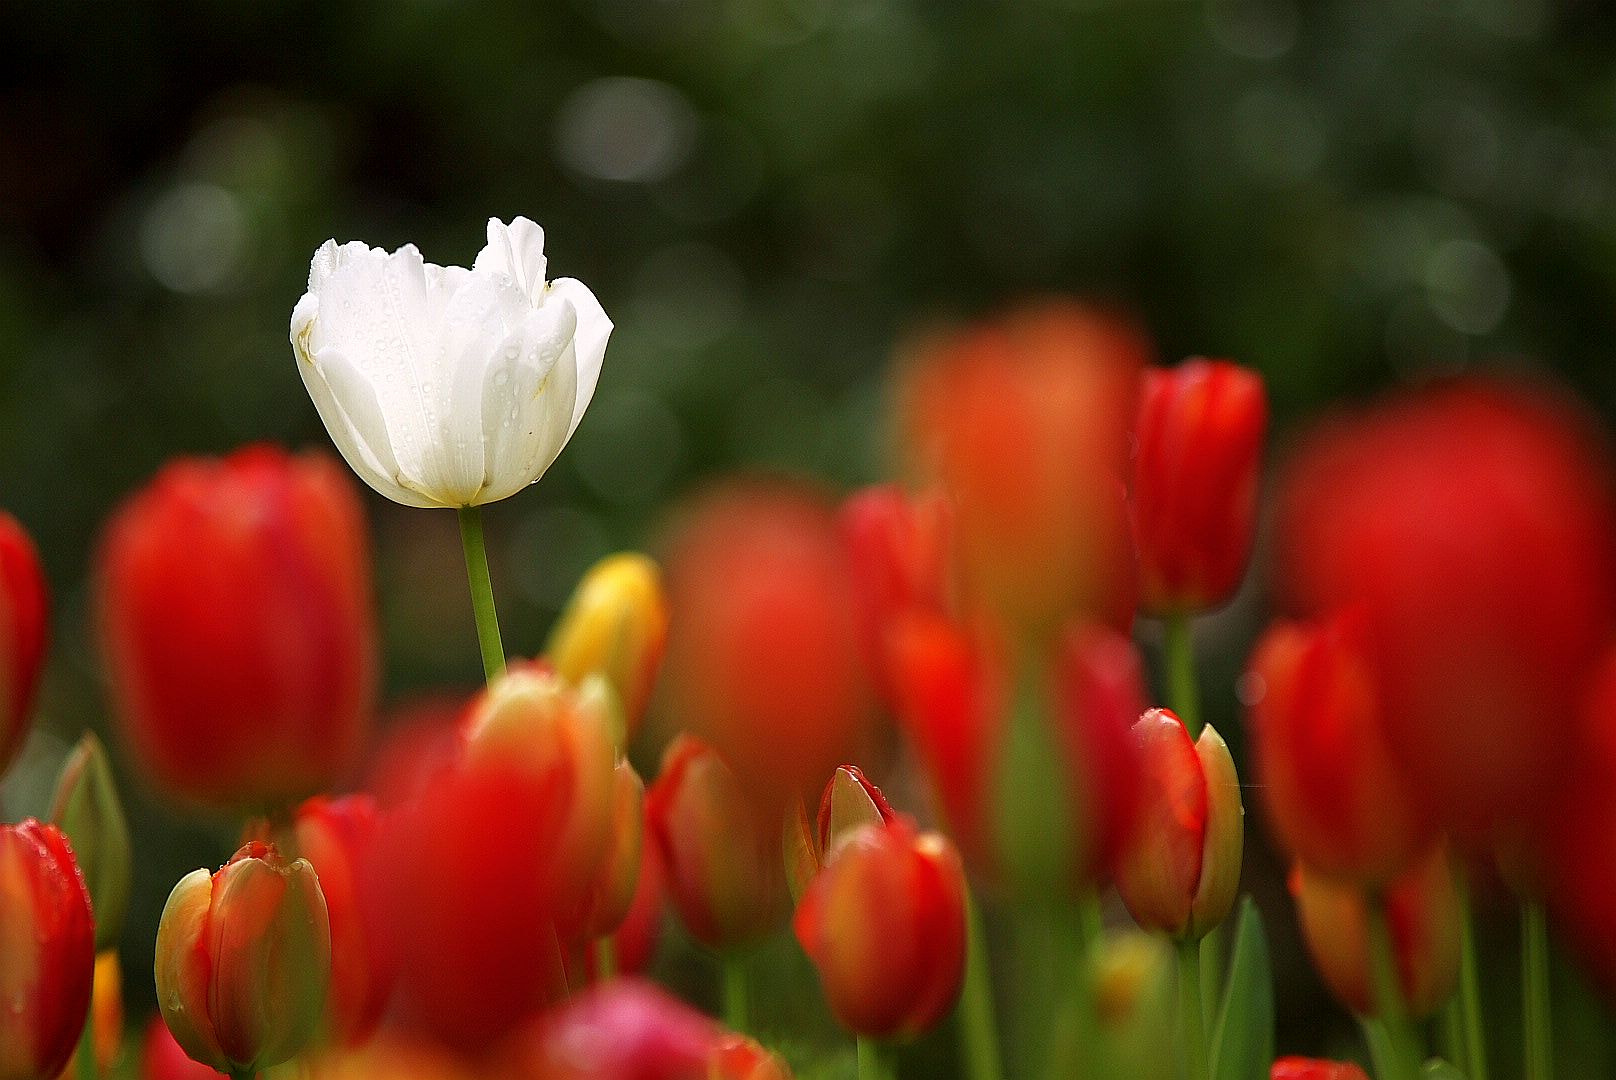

left=895, top=301, right=1145, bottom=638
left=886, top=613, right=1144, bottom=892
left=1246, top=611, right=1434, bottom=885
left=0, top=512, right=47, bottom=779
left=838, top=485, right=953, bottom=708
left=577, top=760, right=647, bottom=940
left=1132, top=360, right=1267, bottom=614
left=1270, top=1059, right=1370, bottom=1080
left=155, top=840, right=331, bottom=1076
left=98, top=444, right=377, bottom=809
left=661, top=482, right=872, bottom=808
left=507, top=978, right=792, bottom=1080
left=364, top=694, right=470, bottom=810
left=1114, top=709, right=1243, bottom=940
left=646, top=734, right=789, bottom=950
left=0, top=820, right=93, bottom=1080
left=140, top=1017, right=226, bottom=1080
left=292, top=794, right=394, bottom=1046
left=794, top=806, right=967, bottom=1038
left=1276, top=379, right=1616, bottom=826
left=1289, top=847, right=1460, bottom=1019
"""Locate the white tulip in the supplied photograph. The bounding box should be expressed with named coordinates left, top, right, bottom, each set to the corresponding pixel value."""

left=290, top=217, right=611, bottom=508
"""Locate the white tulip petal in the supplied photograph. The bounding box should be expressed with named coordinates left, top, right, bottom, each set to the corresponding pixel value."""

left=546, top=277, right=612, bottom=440
left=473, top=217, right=548, bottom=306
left=476, top=303, right=580, bottom=504
left=304, top=347, right=439, bottom=508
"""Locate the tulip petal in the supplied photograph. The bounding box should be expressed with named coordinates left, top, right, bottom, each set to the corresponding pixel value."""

left=474, top=301, right=580, bottom=504
left=474, top=217, right=549, bottom=305
left=154, top=868, right=227, bottom=1070
left=308, top=347, right=438, bottom=508
left=547, top=276, right=612, bottom=440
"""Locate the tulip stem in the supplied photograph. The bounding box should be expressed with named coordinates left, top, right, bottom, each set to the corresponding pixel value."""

left=596, top=936, right=617, bottom=982
left=858, top=1037, right=892, bottom=1080
left=1522, top=900, right=1553, bottom=1080
left=1366, top=897, right=1421, bottom=1080
left=960, top=889, right=1005, bottom=1080
left=458, top=506, right=506, bottom=684
left=1455, top=874, right=1488, bottom=1080
left=722, top=954, right=749, bottom=1032
left=1177, top=937, right=1209, bottom=1080
left=1164, top=612, right=1201, bottom=737
left=1045, top=897, right=1101, bottom=1080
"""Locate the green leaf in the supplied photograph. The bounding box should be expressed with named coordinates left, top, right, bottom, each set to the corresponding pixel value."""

left=1209, top=896, right=1275, bottom=1080
left=1422, top=1059, right=1468, bottom=1080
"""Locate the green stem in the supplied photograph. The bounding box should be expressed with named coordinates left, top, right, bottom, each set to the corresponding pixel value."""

left=960, top=889, right=1005, bottom=1080
left=458, top=505, right=506, bottom=684
left=1178, top=937, right=1209, bottom=1080
left=595, top=936, right=617, bottom=983
left=858, top=1037, right=892, bottom=1080
left=723, top=954, right=749, bottom=1033
left=1164, top=612, right=1201, bottom=737
left=1045, top=897, right=1101, bottom=1080
left=1366, top=897, right=1420, bottom=1080
left=1456, top=874, right=1488, bottom=1080
left=1522, top=900, right=1553, bottom=1080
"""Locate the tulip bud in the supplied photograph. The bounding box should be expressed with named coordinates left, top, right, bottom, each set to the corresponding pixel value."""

left=1132, top=360, right=1267, bottom=615
left=838, top=486, right=953, bottom=708
left=710, top=1035, right=793, bottom=1080
left=1289, top=847, right=1461, bottom=1019
left=155, top=841, right=332, bottom=1075
left=1271, top=1060, right=1370, bottom=1080
left=462, top=665, right=620, bottom=928
left=661, top=482, right=872, bottom=809
left=291, top=794, right=394, bottom=1046
left=0, top=513, right=47, bottom=781
left=817, top=764, right=896, bottom=858
left=0, top=821, right=94, bottom=1080
left=646, top=734, right=789, bottom=950
left=1115, top=710, right=1243, bottom=940
left=590, top=804, right=667, bottom=979
left=141, top=1016, right=227, bottom=1080
left=578, top=760, right=646, bottom=939
left=98, top=445, right=376, bottom=809
left=794, top=817, right=968, bottom=1039
left=48, top=732, right=132, bottom=949
left=547, top=552, right=669, bottom=743
left=1247, top=613, right=1434, bottom=886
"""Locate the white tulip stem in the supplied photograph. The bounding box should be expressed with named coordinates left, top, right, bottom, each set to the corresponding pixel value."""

left=458, top=506, right=507, bottom=684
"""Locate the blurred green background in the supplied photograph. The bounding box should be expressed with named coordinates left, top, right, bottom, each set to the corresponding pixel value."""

left=4, top=0, right=1615, bottom=1071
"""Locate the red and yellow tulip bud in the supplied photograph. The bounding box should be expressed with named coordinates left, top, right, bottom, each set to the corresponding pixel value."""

left=141, top=1016, right=227, bottom=1080
left=839, top=485, right=953, bottom=708
left=0, top=821, right=94, bottom=1080
left=58, top=951, right=123, bottom=1080
left=1247, top=612, right=1434, bottom=886
left=98, top=445, right=377, bottom=810
left=1271, top=1059, right=1370, bottom=1080
left=794, top=817, right=967, bottom=1039
left=291, top=794, right=394, bottom=1047
left=661, top=482, right=873, bottom=809
left=462, top=665, right=620, bottom=927
left=895, top=301, right=1145, bottom=639
left=590, top=804, right=667, bottom=979
left=546, top=552, right=669, bottom=743
left=155, top=840, right=332, bottom=1076
left=1132, top=360, right=1267, bottom=615
left=816, top=764, right=896, bottom=859
left=1115, top=709, right=1243, bottom=940
left=710, top=1035, right=793, bottom=1080
left=0, top=513, right=47, bottom=780
left=48, top=732, right=132, bottom=950
left=1289, top=847, right=1461, bottom=1019
left=578, top=760, right=646, bottom=939
left=886, top=614, right=1145, bottom=893
left=646, top=734, right=789, bottom=950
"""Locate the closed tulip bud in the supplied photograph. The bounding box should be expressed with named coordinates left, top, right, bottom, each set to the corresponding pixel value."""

left=462, top=666, right=620, bottom=926
left=817, top=764, right=896, bottom=858
left=1247, top=613, right=1434, bottom=885
left=141, top=1017, right=227, bottom=1080
left=794, top=817, right=967, bottom=1039
left=896, top=302, right=1145, bottom=638
left=155, top=841, right=332, bottom=1076
left=547, top=553, right=669, bottom=742
left=590, top=806, right=667, bottom=979
left=0, top=820, right=94, bottom=1080
left=291, top=795, right=393, bottom=1046
left=1289, top=848, right=1460, bottom=1019
left=579, top=760, right=646, bottom=938
left=1132, top=360, right=1267, bottom=614
left=98, top=445, right=376, bottom=809
left=1270, top=1059, right=1370, bottom=1080
left=48, top=732, right=132, bottom=949
left=1116, top=710, right=1243, bottom=940
left=646, top=734, right=789, bottom=950
left=0, top=513, right=47, bottom=780
left=291, top=217, right=610, bottom=509
left=838, top=486, right=953, bottom=708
